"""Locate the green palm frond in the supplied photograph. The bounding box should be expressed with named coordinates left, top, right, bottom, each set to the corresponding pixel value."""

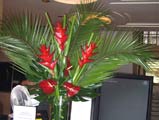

left=68, top=1, right=111, bottom=54
left=78, top=58, right=123, bottom=87
left=98, top=31, right=152, bottom=65
left=1, top=12, right=52, bottom=48
left=0, top=13, right=52, bottom=81
left=77, top=30, right=153, bottom=87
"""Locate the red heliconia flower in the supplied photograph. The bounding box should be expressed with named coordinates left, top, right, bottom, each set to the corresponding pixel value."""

left=39, top=60, right=57, bottom=70
left=64, top=57, right=73, bottom=76
left=63, top=82, right=80, bottom=97
left=38, top=45, right=54, bottom=62
left=78, top=42, right=97, bottom=68
left=38, top=44, right=57, bottom=70
left=39, top=44, right=49, bottom=53
left=54, top=21, right=68, bottom=51
left=39, top=53, right=54, bottom=63
left=39, top=79, right=57, bottom=95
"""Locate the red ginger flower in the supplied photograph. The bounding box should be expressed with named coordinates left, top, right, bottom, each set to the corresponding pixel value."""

left=39, top=79, right=57, bottom=95
left=38, top=45, right=53, bottom=63
left=63, top=82, right=80, bottom=97
left=38, top=44, right=57, bottom=70
left=54, top=21, right=68, bottom=51
left=39, top=60, right=57, bottom=70
left=79, top=42, right=97, bottom=68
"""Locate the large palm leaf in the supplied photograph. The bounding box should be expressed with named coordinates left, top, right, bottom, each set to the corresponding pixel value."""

left=76, top=31, right=153, bottom=87
left=68, top=1, right=111, bottom=53
left=0, top=13, right=52, bottom=82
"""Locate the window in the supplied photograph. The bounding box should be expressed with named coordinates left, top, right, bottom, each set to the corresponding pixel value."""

left=143, top=31, right=159, bottom=83
left=143, top=31, right=159, bottom=45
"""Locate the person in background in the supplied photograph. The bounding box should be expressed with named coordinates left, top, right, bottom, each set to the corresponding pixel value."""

left=21, top=80, right=36, bottom=86
left=20, top=80, right=49, bottom=120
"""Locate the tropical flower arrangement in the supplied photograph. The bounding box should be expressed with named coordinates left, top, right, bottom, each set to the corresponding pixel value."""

left=0, top=1, right=154, bottom=120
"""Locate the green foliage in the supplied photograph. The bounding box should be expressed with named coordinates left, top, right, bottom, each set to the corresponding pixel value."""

left=77, top=31, right=153, bottom=87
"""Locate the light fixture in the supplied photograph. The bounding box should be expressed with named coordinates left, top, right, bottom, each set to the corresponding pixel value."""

left=42, top=0, right=50, bottom=2
left=54, top=0, right=97, bottom=4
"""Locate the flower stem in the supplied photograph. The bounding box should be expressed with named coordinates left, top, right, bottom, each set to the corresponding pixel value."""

left=51, top=96, right=69, bottom=120
left=64, top=15, right=76, bottom=56
left=72, top=66, right=80, bottom=83
left=73, top=65, right=86, bottom=85
left=88, top=33, right=94, bottom=45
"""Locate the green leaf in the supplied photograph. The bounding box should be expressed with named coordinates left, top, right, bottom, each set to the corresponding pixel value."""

left=76, top=30, right=154, bottom=87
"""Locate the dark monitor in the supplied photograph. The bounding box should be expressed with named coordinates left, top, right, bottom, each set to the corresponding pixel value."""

left=92, top=74, right=153, bottom=120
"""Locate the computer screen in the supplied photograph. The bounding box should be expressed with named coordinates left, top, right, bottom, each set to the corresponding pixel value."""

left=92, top=74, right=153, bottom=120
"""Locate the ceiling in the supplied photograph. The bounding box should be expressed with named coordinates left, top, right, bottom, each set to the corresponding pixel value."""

left=3, top=0, right=159, bottom=30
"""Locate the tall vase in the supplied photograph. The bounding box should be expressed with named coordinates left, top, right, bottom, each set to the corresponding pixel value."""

left=51, top=96, right=70, bottom=120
